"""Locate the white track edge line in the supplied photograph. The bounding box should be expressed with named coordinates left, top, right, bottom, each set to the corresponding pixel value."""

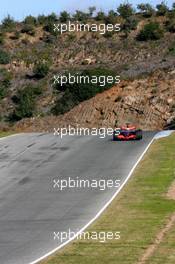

left=30, top=136, right=155, bottom=264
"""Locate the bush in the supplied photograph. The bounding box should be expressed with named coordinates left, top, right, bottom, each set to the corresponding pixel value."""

left=46, top=13, right=58, bottom=23
left=165, top=19, right=175, bottom=32
left=11, top=89, right=35, bottom=120
left=43, top=22, right=53, bottom=33
left=0, top=69, right=12, bottom=99
left=137, top=3, right=155, bottom=17
left=0, top=50, right=10, bottom=64
left=52, top=90, right=78, bottom=115
left=33, top=62, right=50, bottom=78
left=21, top=24, right=35, bottom=36
left=0, top=70, right=12, bottom=87
left=137, top=22, right=164, bottom=41
left=59, top=11, right=70, bottom=22
left=24, top=15, right=37, bottom=25
left=0, top=70, right=11, bottom=99
left=9, top=85, right=42, bottom=121
left=52, top=68, right=117, bottom=115
left=117, top=3, right=135, bottom=19
left=122, top=17, right=138, bottom=30
left=167, top=10, right=175, bottom=19
left=156, top=1, right=169, bottom=16
left=0, top=85, right=7, bottom=99
left=121, top=17, right=138, bottom=38
left=37, top=15, right=47, bottom=25
left=96, top=11, right=106, bottom=21
left=0, top=80, right=10, bottom=99
left=1, top=15, right=15, bottom=31
left=73, top=10, right=89, bottom=22
left=43, top=22, right=59, bottom=35
left=25, top=13, right=57, bottom=26
left=105, top=10, right=118, bottom=24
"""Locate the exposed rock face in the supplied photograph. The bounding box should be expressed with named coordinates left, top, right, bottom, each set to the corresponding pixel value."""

left=14, top=69, right=175, bottom=132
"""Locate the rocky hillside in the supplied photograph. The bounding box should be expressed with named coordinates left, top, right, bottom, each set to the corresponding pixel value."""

left=14, top=69, right=175, bottom=132
left=0, top=3, right=175, bottom=131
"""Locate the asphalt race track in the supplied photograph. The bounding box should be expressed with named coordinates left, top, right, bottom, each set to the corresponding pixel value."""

left=0, top=132, right=156, bottom=264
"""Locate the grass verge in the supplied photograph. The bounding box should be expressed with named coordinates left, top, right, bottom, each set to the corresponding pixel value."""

left=40, top=133, right=175, bottom=264
left=147, top=219, right=175, bottom=264
left=0, top=131, right=15, bottom=138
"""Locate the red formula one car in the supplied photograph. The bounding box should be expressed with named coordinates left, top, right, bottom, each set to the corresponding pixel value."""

left=113, top=124, right=143, bottom=141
